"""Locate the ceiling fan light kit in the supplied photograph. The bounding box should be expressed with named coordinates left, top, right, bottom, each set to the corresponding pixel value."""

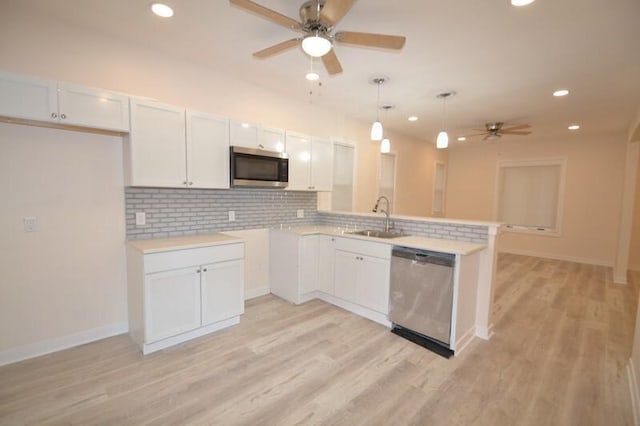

left=302, top=33, right=332, bottom=57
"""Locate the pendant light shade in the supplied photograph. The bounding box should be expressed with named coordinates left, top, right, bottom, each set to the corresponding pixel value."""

left=371, top=121, right=383, bottom=141
left=380, top=138, right=391, bottom=153
left=436, top=131, right=449, bottom=149
left=302, top=34, right=332, bottom=57
left=436, top=92, right=455, bottom=150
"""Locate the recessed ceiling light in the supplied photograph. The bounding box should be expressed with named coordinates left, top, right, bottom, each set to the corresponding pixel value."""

left=511, top=0, right=535, bottom=6
left=457, top=136, right=467, bottom=141
left=151, top=3, right=174, bottom=18
left=408, top=116, right=418, bottom=122
left=553, top=89, right=569, bottom=97
left=568, top=124, right=580, bottom=130
left=305, top=71, right=320, bottom=81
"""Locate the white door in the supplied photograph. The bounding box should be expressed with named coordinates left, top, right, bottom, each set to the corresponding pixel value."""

left=333, top=249, right=358, bottom=304
left=317, top=236, right=335, bottom=295
left=128, top=98, right=187, bottom=187
left=229, top=120, right=260, bottom=149
left=201, top=260, right=244, bottom=326
left=57, top=83, right=130, bottom=131
left=0, top=71, right=56, bottom=123
left=357, top=255, right=390, bottom=314
left=145, top=267, right=201, bottom=343
left=311, top=137, right=334, bottom=191
left=186, top=110, right=230, bottom=189
left=285, top=132, right=312, bottom=190
left=260, top=127, right=286, bottom=152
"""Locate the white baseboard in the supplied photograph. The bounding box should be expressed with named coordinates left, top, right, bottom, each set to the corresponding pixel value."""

left=454, top=326, right=476, bottom=356
left=0, top=322, right=128, bottom=367
left=245, top=286, right=270, bottom=300
left=627, top=358, right=640, bottom=426
left=475, top=323, right=494, bottom=340
left=499, top=248, right=613, bottom=268
left=310, top=291, right=392, bottom=328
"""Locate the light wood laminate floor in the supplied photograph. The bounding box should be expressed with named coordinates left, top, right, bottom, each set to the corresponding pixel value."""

left=1, top=254, right=638, bottom=425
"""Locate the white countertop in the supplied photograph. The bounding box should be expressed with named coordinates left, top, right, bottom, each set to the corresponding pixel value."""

left=127, top=233, right=243, bottom=254
left=274, top=225, right=486, bottom=256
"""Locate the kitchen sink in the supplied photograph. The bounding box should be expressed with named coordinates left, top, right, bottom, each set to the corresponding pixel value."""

left=348, top=229, right=404, bottom=239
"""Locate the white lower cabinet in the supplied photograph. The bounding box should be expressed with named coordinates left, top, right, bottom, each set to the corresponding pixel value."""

left=269, top=230, right=319, bottom=303
left=127, top=242, right=244, bottom=354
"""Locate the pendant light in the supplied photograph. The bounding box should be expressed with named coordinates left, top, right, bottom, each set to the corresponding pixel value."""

left=370, top=77, right=387, bottom=141
left=380, top=105, right=393, bottom=153
left=436, top=92, right=455, bottom=149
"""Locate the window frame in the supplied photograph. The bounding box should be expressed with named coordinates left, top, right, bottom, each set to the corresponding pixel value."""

left=494, top=157, right=567, bottom=236
left=378, top=152, right=397, bottom=214
left=432, top=161, right=447, bottom=217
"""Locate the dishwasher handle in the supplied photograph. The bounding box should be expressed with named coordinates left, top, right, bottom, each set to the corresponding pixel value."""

left=392, top=246, right=455, bottom=267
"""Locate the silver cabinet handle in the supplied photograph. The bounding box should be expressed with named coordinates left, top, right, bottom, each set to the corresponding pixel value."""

left=183, top=181, right=188, bottom=185
left=188, top=182, right=193, bottom=186
left=60, top=113, right=66, bottom=119
left=196, top=269, right=201, bottom=273
left=202, top=268, right=207, bottom=272
left=51, top=112, right=57, bottom=118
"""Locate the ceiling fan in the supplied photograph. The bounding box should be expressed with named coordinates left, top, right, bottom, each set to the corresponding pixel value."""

left=229, top=0, right=407, bottom=75
left=465, top=122, right=532, bottom=140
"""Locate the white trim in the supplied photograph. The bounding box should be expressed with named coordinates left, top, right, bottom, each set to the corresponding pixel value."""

left=141, top=316, right=239, bottom=355
left=432, top=161, right=447, bottom=217
left=475, top=323, right=494, bottom=340
left=0, top=322, right=128, bottom=367
left=453, top=326, right=476, bottom=356
left=499, top=248, right=613, bottom=268
left=627, top=358, right=640, bottom=426
left=245, top=286, right=270, bottom=300
left=378, top=152, right=397, bottom=214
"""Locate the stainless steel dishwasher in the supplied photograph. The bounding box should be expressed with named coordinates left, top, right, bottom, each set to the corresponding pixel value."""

left=389, top=246, right=455, bottom=358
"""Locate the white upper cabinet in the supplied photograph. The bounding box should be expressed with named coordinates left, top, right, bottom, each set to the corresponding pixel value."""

left=186, top=110, right=230, bottom=189
left=0, top=71, right=129, bottom=132
left=310, top=137, right=333, bottom=191
left=126, top=99, right=230, bottom=189
left=57, top=83, right=130, bottom=131
left=229, top=120, right=285, bottom=153
left=286, top=132, right=333, bottom=191
left=126, top=98, right=188, bottom=187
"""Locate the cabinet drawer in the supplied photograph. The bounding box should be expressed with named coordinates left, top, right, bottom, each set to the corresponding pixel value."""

left=334, top=237, right=391, bottom=259
left=144, top=243, right=244, bottom=274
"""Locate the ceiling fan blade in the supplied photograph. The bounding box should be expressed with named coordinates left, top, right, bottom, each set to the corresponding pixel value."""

left=321, top=50, right=343, bottom=75
left=335, top=31, right=406, bottom=50
left=501, top=130, right=532, bottom=135
left=230, top=0, right=301, bottom=30
left=501, top=124, right=531, bottom=131
left=463, top=132, right=489, bottom=138
left=253, top=39, right=300, bottom=59
left=320, top=0, right=357, bottom=26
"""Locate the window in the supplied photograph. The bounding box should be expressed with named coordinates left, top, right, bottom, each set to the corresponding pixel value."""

left=331, top=142, right=355, bottom=211
left=432, top=162, right=446, bottom=216
left=379, top=153, right=396, bottom=213
left=496, top=158, right=566, bottom=234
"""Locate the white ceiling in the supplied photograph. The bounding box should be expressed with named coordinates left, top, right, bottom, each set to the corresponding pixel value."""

left=12, top=0, right=640, bottom=145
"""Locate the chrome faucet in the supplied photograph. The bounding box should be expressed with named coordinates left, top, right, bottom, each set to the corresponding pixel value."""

left=372, top=196, right=392, bottom=232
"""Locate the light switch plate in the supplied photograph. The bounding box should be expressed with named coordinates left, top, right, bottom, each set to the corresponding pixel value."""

left=297, top=209, right=304, bottom=218
left=228, top=211, right=236, bottom=222
left=24, top=217, right=37, bottom=232
left=135, top=212, right=146, bottom=226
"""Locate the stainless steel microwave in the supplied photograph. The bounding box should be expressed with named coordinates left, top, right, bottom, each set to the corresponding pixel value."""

left=230, top=146, right=289, bottom=188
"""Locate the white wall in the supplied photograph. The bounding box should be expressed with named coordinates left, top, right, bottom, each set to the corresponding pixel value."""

left=0, top=123, right=127, bottom=363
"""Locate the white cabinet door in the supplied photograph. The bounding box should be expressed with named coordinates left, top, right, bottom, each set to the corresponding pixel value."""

left=186, top=110, right=230, bottom=189
left=145, top=267, right=201, bottom=343
left=334, top=249, right=358, bottom=303
left=57, top=83, right=130, bottom=131
left=358, top=255, right=390, bottom=314
left=260, top=127, right=286, bottom=152
left=0, top=71, right=56, bottom=122
left=300, top=235, right=319, bottom=294
left=201, top=259, right=244, bottom=326
left=311, top=137, right=333, bottom=191
left=317, top=235, right=335, bottom=295
left=229, top=120, right=260, bottom=149
left=127, top=98, right=187, bottom=187
left=285, top=132, right=312, bottom=190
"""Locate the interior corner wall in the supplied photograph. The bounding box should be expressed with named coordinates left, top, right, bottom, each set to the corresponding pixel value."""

left=0, top=122, right=127, bottom=357
left=629, top=153, right=640, bottom=271
left=445, top=135, right=628, bottom=266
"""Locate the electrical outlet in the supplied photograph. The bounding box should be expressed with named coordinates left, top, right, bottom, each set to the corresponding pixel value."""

left=297, top=209, right=304, bottom=218
left=228, top=211, right=236, bottom=222
left=23, top=217, right=37, bottom=232
left=135, top=212, right=146, bottom=226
